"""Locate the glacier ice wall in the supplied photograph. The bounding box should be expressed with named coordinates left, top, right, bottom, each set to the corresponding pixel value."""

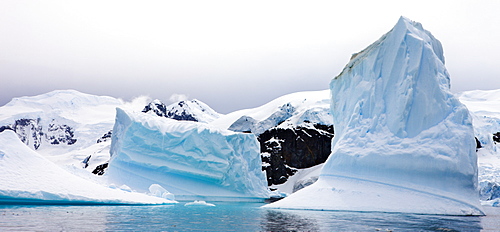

left=265, top=17, right=483, bottom=215
left=107, top=108, right=269, bottom=202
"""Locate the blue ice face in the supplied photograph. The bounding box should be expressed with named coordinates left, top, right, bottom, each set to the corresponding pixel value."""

left=108, top=108, right=269, bottom=202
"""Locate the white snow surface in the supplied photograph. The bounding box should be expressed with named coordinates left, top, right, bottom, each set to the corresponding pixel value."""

left=107, top=108, right=269, bottom=202
left=167, top=99, right=221, bottom=123
left=458, top=89, right=500, bottom=206
left=184, top=200, right=216, bottom=207
left=0, top=130, right=175, bottom=204
left=0, top=90, right=157, bottom=177
left=0, top=90, right=139, bottom=171
left=270, top=164, right=323, bottom=194
left=265, top=17, right=483, bottom=215
left=212, top=90, right=332, bottom=134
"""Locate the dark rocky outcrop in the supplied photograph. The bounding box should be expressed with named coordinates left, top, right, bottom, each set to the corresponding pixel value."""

left=0, top=125, right=13, bottom=133
left=92, top=163, right=108, bottom=175
left=142, top=100, right=169, bottom=117
left=82, top=155, right=91, bottom=168
left=45, top=122, right=77, bottom=145
left=1, top=118, right=77, bottom=150
left=476, top=137, right=482, bottom=151
left=493, top=132, right=500, bottom=144
left=258, top=123, right=334, bottom=185
left=10, top=118, right=43, bottom=149
left=97, top=130, right=112, bottom=143
left=142, top=100, right=198, bottom=122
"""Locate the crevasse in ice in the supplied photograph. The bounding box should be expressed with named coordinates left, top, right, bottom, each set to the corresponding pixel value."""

left=107, top=108, right=269, bottom=202
left=264, top=17, right=484, bottom=215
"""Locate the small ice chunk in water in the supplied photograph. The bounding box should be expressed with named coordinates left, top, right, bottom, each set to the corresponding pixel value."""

left=149, top=184, right=175, bottom=201
left=184, top=200, right=216, bottom=207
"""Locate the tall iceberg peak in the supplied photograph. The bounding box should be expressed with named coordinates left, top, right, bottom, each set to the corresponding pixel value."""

left=264, top=17, right=483, bottom=215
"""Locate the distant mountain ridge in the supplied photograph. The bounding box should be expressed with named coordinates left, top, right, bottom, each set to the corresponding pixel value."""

left=142, top=99, right=220, bottom=123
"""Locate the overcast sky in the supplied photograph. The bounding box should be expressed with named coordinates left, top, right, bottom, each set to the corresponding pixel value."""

left=1, top=1, right=499, bottom=113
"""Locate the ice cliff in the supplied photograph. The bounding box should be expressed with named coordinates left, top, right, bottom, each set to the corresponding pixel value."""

left=107, top=108, right=269, bottom=202
left=265, top=17, right=484, bottom=215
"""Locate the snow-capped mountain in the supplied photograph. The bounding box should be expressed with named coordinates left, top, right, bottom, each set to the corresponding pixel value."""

left=0, top=90, right=148, bottom=174
left=0, top=89, right=121, bottom=150
left=142, top=99, right=220, bottom=123
left=212, top=90, right=334, bottom=187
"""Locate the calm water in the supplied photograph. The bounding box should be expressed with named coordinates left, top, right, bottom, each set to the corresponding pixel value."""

left=0, top=203, right=499, bottom=231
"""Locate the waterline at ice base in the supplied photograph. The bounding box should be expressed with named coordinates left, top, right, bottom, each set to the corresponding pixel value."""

left=264, top=17, right=484, bottom=215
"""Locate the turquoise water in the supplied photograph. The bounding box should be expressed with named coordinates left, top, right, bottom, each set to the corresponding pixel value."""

left=0, top=203, right=499, bottom=231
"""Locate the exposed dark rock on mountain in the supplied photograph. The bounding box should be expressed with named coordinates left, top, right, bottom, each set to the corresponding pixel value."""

left=46, top=121, right=77, bottom=145
left=92, top=162, right=108, bottom=175
left=493, top=132, right=500, bottom=144
left=1, top=118, right=77, bottom=150
left=142, top=99, right=169, bottom=117
left=476, top=137, right=482, bottom=151
left=12, top=118, right=43, bottom=149
left=142, top=99, right=220, bottom=123
left=97, top=130, right=112, bottom=143
left=0, top=125, right=13, bottom=133
left=82, top=155, right=91, bottom=168
left=258, top=123, right=334, bottom=185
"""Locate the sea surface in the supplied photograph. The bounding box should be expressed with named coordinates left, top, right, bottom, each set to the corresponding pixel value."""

left=0, top=203, right=499, bottom=231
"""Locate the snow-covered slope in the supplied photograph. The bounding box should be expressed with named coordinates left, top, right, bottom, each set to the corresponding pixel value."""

left=213, top=90, right=332, bottom=132
left=0, top=90, right=150, bottom=173
left=142, top=99, right=220, bottom=123
left=0, top=130, right=175, bottom=204
left=265, top=17, right=483, bottom=215
left=0, top=90, right=120, bottom=168
left=107, top=108, right=269, bottom=202
left=213, top=90, right=334, bottom=187
left=458, top=89, right=500, bottom=206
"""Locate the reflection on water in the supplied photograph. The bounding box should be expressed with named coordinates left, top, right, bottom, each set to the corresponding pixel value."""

left=262, top=209, right=484, bottom=232
left=0, top=203, right=496, bottom=231
left=263, top=210, right=320, bottom=231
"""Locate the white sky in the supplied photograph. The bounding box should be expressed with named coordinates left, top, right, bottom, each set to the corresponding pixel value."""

left=1, top=0, right=499, bottom=113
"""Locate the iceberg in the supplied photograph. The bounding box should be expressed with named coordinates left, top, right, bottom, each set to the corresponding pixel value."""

left=184, top=200, right=216, bottom=207
left=107, top=108, right=269, bottom=202
left=0, top=130, right=174, bottom=204
left=264, top=17, right=483, bottom=215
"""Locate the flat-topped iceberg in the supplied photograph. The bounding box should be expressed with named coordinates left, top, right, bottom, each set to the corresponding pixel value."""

left=264, top=17, right=483, bottom=215
left=107, top=108, right=269, bottom=202
left=0, top=130, right=174, bottom=205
